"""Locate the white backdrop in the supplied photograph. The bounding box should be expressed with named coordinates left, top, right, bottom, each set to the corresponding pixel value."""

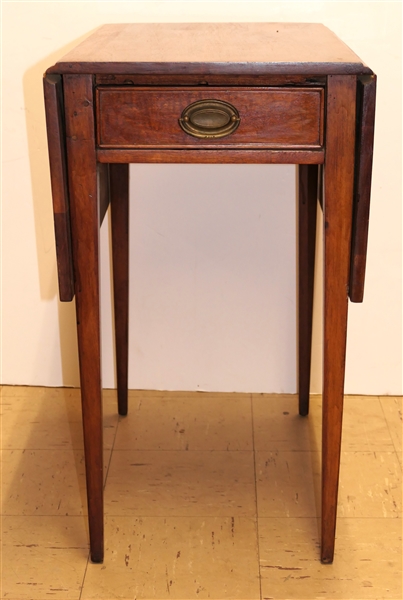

left=1, top=1, right=402, bottom=394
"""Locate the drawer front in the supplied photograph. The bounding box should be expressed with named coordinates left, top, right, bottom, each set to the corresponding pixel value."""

left=96, top=87, right=324, bottom=149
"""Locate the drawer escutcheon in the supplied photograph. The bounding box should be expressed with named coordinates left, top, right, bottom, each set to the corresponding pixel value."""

left=179, top=99, right=240, bottom=139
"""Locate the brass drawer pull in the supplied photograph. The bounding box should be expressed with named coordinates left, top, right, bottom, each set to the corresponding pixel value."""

left=179, top=99, right=240, bottom=139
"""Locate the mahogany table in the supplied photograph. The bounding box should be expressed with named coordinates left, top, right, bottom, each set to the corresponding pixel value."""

left=43, top=23, right=376, bottom=564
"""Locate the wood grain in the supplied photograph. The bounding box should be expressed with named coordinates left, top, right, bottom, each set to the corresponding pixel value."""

left=95, top=73, right=327, bottom=86
left=47, top=23, right=372, bottom=76
left=97, top=148, right=324, bottom=164
left=64, top=74, right=104, bottom=563
left=43, top=74, right=74, bottom=301
left=321, top=75, right=357, bottom=564
left=42, top=23, right=376, bottom=567
left=349, top=75, right=377, bottom=302
left=96, top=86, right=324, bottom=149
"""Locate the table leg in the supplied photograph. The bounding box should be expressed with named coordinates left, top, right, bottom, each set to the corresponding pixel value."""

left=64, top=75, right=104, bottom=563
left=321, top=75, right=356, bottom=563
left=298, top=164, right=318, bottom=416
left=110, top=164, right=130, bottom=416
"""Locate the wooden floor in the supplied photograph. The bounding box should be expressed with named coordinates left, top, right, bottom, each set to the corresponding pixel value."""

left=1, top=387, right=401, bottom=600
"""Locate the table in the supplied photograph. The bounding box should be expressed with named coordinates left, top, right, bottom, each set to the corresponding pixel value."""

left=43, top=23, right=376, bottom=564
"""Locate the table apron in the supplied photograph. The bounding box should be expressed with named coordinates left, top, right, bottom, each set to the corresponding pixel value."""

left=96, top=148, right=325, bottom=164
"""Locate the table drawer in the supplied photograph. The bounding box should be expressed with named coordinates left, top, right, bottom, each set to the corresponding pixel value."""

left=96, top=87, right=324, bottom=149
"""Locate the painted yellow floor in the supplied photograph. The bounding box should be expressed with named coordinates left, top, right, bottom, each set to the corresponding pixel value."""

left=1, top=387, right=401, bottom=600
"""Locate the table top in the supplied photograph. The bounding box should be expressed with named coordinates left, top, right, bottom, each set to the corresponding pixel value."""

left=48, top=22, right=372, bottom=76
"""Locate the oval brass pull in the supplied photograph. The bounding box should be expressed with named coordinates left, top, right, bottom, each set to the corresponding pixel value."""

left=179, top=99, right=240, bottom=139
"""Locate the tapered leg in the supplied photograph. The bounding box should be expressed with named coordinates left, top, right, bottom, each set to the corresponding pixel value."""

left=321, top=75, right=356, bottom=564
left=64, top=75, right=104, bottom=563
left=110, top=164, right=130, bottom=416
left=298, top=164, right=318, bottom=416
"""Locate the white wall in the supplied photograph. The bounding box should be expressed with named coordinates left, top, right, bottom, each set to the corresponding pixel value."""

left=1, top=1, right=402, bottom=394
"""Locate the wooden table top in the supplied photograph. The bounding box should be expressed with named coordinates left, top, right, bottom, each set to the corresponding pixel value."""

left=48, top=23, right=372, bottom=76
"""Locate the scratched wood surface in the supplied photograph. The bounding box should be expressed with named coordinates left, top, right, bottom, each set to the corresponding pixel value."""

left=47, top=23, right=372, bottom=75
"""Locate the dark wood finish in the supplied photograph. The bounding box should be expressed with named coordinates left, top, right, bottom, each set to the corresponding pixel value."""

left=298, top=164, right=318, bottom=416
left=318, top=164, right=324, bottom=211
left=43, top=74, right=74, bottom=301
left=110, top=164, right=130, bottom=416
left=47, top=23, right=372, bottom=76
left=97, top=148, right=325, bottom=164
left=52, top=61, right=371, bottom=77
left=52, top=213, right=74, bottom=300
left=98, top=163, right=110, bottom=225
left=95, top=73, right=327, bottom=86
left=96, top=86, right=324, bottom=149
left=43, top=23, right=376, bottom=565
left=321, top=75, right=357, bottom=564
left=63, top=74, right=104, bottom=564
left=349, top=75, right=377, bottom=302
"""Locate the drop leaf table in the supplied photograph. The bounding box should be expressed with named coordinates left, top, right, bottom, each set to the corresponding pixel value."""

left=43, top=23, right=376, bottom=564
